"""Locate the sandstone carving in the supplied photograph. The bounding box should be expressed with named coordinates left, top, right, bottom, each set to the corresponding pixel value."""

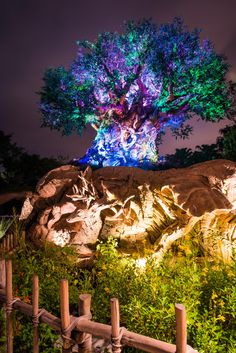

left=20, top=159, right=236, bottom=264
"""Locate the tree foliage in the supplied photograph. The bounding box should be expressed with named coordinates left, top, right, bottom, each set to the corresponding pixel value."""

left=0, top=131, right=62, bottom=192
left=40, top=18, right=234, bottom=167
left=161, top=123, right=236, bottom=169
left=218, top=124, right=236, bottom=161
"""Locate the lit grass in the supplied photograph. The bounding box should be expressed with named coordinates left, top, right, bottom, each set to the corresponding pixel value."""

left=0, top=236, right=236, bottom=352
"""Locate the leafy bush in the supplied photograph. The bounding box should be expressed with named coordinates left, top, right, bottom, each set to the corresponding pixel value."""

left=0, top=240, right=80, bottom=353
left=80, top=239, right=236, bottom=352
left=0, top=236, right=236, bottom=353
left=0, top=217, right=13, bottom=240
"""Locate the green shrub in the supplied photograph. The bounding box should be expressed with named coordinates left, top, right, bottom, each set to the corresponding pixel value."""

left=0, top=236, right=236, bottom=353
left=1, top=241, right=81, bottom=353
left=85, top=239, right=236, bottom=352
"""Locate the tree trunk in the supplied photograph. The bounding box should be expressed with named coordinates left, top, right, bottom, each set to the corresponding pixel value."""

left=79, top=119, right=160, bottom=168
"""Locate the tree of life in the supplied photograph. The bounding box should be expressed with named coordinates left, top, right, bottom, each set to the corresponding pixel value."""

left=40, top=18, right=234, bottom=168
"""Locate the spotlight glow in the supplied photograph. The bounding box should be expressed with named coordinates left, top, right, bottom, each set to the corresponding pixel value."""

left=135, top=258, right=147, bottom=269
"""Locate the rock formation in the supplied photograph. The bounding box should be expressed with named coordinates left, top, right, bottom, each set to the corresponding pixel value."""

left=20, top=160, right=236, bottom=264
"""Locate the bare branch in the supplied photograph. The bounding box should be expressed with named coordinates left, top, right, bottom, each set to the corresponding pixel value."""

left=119, top=64, right=144, bottom=103
left=91, top=123, right=99, bottom=131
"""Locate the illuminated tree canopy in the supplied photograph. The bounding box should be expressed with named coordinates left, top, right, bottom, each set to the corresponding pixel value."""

left=40, top=18, right=234, bottom=168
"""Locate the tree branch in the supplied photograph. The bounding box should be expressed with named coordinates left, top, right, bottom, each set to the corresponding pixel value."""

left=101, top=62, right=120, bottom=98
left=91, top=123, right=99, bottom=131
left=119, top=64, right=144, bottom=104
left=158, top=101, right=189, bottom=122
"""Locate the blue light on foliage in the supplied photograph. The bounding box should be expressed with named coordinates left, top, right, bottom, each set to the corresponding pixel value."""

left=40, top=18, right=232, bottom=169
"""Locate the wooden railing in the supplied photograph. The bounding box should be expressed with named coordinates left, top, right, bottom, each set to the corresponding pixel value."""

left=0, top=215, right=21, bottom=254
left=0, top=233, right=19, bottom=254
left=0, top=259, right=198, bottom=353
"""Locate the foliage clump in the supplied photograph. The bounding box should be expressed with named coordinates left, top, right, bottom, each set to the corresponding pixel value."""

left=0, top=240, right=80, bottom=353
left=1, top=236, right=236, bottom=352
left=159, top=122, right=236, bottom=169
left=0, top=130, right=62, bottom=194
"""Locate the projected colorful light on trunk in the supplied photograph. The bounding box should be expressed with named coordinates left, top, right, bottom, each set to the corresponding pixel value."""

left=40, top=18, right=234, bottom=168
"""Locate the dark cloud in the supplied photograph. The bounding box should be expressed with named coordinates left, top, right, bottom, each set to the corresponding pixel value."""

left=1, top=0, right=236, bottom=159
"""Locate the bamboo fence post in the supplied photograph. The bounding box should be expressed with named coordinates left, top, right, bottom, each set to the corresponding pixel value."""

left=6, top=259, right=14, bottom=353
left=3, top=237, right=6, bottom=251
left=13, top=232, right=17, bottom=248
left=0, top=258, right=6, bottom=347
left=77, top=294, right=92, bottom=353
left=0, top=258, right=6, bottom=289
left=32, top=275, right=39, bottom=353
left=6, top=235, right=10, bottom=252
left=10, top=234, right=14, bottom=251
left=111, top=298, right=122, bottom=353
left=60, top=279, right=72, bottom=353
left=175, top=304, right=187, bottom=353
left=8, top=234, right=12, bottom=251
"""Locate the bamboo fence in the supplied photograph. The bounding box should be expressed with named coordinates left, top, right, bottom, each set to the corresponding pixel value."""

left=0, top=259, right=198, bottom=353
left=0, top=232, right=21, bottom=254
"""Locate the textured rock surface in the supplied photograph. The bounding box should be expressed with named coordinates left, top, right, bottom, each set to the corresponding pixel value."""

left=20, top=160, right=236, bottom=263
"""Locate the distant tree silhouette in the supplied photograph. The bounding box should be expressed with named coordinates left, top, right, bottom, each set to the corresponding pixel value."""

left=192, top=143, right=220, bottom=163
left=164, top=148, right=194, bottom=168
left=161, top=123, right=236, bottom=170
left=217, top=124, right=236, bottom=162
left=226, top=82, right=236, bottom=123
left=0, top=131, right=62, bottom=192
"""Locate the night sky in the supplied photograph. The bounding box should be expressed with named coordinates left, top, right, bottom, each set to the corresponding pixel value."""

left=1, top=0, right=236, bottom=161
